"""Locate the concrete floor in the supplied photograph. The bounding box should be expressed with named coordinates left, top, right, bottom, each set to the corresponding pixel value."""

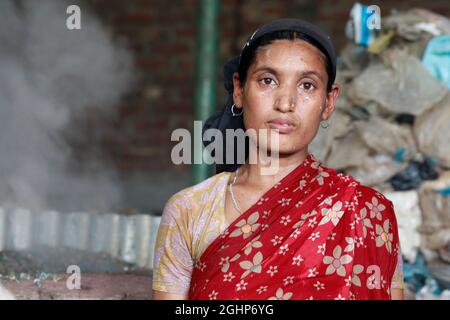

left=2, top=273, right=153, bottom=300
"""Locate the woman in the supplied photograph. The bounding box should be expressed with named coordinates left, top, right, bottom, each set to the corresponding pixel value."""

left=152, top=18, right=404, bottom=300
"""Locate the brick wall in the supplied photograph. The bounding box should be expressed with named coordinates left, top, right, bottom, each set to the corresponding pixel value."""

left=82, top=0, right=449, bottom=211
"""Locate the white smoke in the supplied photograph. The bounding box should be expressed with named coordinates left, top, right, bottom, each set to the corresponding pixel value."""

left=0, top=0, right=134, bottom=211
left=0, top=283, right=15, bottom=300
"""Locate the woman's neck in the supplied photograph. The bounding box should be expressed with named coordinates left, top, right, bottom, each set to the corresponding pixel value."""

left=237, top=148, right=309, bottom=190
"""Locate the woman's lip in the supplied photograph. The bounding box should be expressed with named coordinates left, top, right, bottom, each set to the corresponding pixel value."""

left=267, top=121, right=296, bottom=134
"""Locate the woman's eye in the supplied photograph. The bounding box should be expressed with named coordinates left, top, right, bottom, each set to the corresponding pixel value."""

left=260, top=78, right=275, bottom=86
left=300, top=82, right=315, bottom=91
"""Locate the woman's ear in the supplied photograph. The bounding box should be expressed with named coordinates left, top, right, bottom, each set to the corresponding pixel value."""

left=321, top=83, right=340, bottom=120
left=232, top=72, right=244, bottom=109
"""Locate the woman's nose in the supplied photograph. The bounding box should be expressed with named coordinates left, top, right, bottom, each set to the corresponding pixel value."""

left=275, top=89, right=296, bottom=113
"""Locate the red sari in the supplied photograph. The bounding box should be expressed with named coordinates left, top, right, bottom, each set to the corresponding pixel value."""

left=188, top=154, right=400, bottom=300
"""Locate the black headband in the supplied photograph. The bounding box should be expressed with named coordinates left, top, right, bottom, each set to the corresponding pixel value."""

left=203, top=18, right=337, bottom=174
left=239, top=18, right=336, bottom=86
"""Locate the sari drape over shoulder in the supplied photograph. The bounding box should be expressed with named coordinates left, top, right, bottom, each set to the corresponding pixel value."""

left=187, top=154, right=400, bottom=300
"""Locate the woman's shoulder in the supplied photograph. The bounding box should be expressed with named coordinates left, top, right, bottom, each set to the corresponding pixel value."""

left=164, top=171, right=232, bottom=211
left=354, top=183, right=394, bottom=205
left=318, top=161, right=395, bottom=220
left=334, top=170, right=396, bottom=219
left=318, top=158, right=394, bottom=208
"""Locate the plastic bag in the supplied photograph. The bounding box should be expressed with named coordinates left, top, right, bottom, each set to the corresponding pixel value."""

left=414, top=92, right=450, bottom=168
left=348, top=49, right=448, bottom=115
left=418, top=171, right=450, bottom=249
left=340, top=43, right=369, bottom=72
left=389, top=158, right=438, bottom=191
left=389, top=163, right=422, bottom=190
left=413, top=9, right=450, bottom=35
left=384, top=190, right=422, bottom=262
left=422, top=35, right=450, bottom=88
left=324, top=131, right=369, bottom=170
left=415, top=278, right=444, bottom=300
left=346, top=154, right=408, bottom=187
left=403, top=251, right=433, bottom=293
left=354, top=116, right=418, bottom=160
left=384, top=9, right=450, bottom=41
left=395, top=114, right=415, bottom=126
left=329, top=110, right=353, bottom=139
left=429, top=260, right=450, bottom=290
left=367, top=30, right=395, bottom=54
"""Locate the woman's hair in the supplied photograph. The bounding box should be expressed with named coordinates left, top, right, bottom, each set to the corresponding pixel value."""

left=237, top=30, right=333, bottom=92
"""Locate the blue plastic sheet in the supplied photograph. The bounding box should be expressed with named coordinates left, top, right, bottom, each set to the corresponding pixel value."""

left=422, top=35, right=450, bottom=88
left=437, top=186, right=450, bottom=197
left=395, top=147, right=406, bottom=163
left=403, top=251, right=440, bottom=294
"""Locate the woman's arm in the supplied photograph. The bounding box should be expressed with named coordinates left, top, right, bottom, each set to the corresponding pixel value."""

left=152, top=195, right=194, bottom=300
left=391, top=288, right=404, bottom=300
left=152, top=290, right=188, bottom=300
left=390, top=245, right=405, bottom=300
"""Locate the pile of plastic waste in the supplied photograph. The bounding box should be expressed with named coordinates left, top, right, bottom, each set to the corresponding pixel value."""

left=310, top=3, right=450, bottom=299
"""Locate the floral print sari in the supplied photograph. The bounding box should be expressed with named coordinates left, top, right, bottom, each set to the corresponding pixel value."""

left=187, top=154, right=400, bottom=300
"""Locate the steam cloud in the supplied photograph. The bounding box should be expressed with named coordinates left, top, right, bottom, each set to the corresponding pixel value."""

left=0, top=0, right=134, bottom=211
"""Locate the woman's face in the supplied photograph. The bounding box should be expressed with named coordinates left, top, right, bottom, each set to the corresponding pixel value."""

left=233, top=39, right=340, bottom=156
